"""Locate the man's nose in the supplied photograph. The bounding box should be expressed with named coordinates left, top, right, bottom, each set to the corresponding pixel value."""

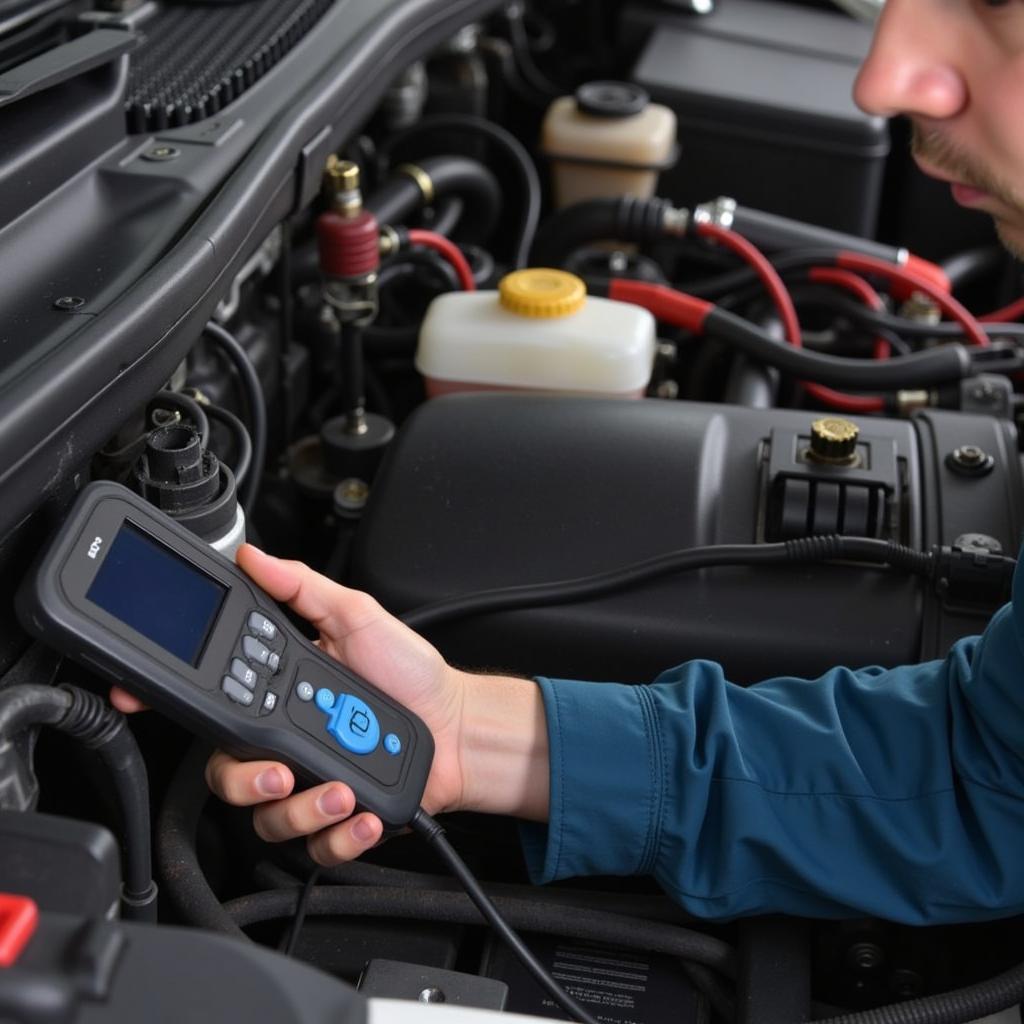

left=853, top=0, right=967, bottom=120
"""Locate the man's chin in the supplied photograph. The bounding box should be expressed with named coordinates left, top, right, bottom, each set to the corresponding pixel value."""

left=994, top=219, right=1024, bottom=261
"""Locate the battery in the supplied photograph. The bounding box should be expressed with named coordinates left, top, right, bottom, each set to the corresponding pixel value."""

left=628, top=0, right=888, bottom=237
left=480, top=933, right=706, bottom=1024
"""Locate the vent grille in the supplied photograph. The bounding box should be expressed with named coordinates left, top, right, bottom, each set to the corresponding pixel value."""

left=125, top=0, right=334, bottom=133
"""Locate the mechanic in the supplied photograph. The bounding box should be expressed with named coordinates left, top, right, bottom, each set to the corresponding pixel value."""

left=113, top=0, right=1024, bottom=925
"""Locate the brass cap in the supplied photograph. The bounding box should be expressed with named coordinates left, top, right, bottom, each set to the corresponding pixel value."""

left=498, top=269, right=586, bottom=318
left=809, top=417, right=859, bottom=463
left=323, top=157, right=362, bottom=214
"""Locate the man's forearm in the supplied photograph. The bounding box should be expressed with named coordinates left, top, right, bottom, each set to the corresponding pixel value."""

left=456, top=670, right=550, bottom=821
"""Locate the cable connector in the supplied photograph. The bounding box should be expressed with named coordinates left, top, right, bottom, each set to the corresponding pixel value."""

left=932, top=543, right=1016, bottom=604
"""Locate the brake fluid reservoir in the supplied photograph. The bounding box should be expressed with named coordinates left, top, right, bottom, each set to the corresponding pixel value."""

left=541, top=82, right=677, bottom=208
left=416, top=269, right=656, bottom=399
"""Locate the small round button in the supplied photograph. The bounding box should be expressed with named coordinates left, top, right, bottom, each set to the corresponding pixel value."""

left=315, top=688, right=336, bottom=713
left=296, top=681, right=315, bottom=702
left=384, top=733, right=402, bottom=756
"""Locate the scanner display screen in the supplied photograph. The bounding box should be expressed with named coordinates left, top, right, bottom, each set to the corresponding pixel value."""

left=86, top=523, right=227, bottom=666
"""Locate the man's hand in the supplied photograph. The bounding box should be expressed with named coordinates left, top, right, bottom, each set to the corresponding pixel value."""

left=113, top=544, right=469, bottom=865
left=112, top=543, right=550, bottom=865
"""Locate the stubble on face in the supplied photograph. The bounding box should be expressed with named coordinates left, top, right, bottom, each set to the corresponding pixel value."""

left=912, top=124, right=1024, bottom=256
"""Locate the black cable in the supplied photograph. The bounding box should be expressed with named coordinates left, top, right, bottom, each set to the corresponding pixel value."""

left=277, top=847, right=701, bottom=923
left=54, top=684, right=157, bottom=920
left=205, top=403, right=252, bottom=489
left=705, top=306, right=972, bottom=389
left=940, top=245, right=1005, bottom=290
left=149, top=390, right=210, bottom=450
left=382, top=114, right=541, bottom=268
left=156, top=740, right=247, bottom=940
left=202, top=322, right=267, bottom=514
left=0, top=683, right=157, bottom=921
left=401, top=535, right=959, bottom=631
left=810, top=293, right=1024, bottom=342
left=504, top=2, right=562, bottom=100
left=282, top=866, right=321, bottom=957
left=223, top=883, right=736, bottom=973
left=810, top=958, right=1024, bottom=1024
left=411, top=808, right=598, bottom=1024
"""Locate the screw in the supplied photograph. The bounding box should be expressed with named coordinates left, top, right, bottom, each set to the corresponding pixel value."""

left=889, top=969, right=923, bottom=999
left=418, top=988, right=446, bottom=1004
left=947, top=444, right=995, bottom=477
left=142, top=144, right=181, bottom=162
left=53, top=296, right=86, bottom=310
left=846, top=942, right=884, bottom=971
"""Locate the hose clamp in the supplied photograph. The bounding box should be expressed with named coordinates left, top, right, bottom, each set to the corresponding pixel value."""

left=396, top=163, right=436, bottom=206
left=693, top=196, right=737, bottom=230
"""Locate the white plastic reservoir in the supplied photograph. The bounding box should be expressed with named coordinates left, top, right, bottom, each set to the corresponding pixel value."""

left=415, top=269, right=657, bottom=399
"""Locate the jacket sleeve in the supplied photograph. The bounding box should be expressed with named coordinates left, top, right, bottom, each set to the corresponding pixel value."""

left=520, top=561, right=1024, bottom=925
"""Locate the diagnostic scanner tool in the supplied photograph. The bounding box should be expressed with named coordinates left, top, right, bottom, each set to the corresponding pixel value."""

left=16, top=481, right=434, bottom=826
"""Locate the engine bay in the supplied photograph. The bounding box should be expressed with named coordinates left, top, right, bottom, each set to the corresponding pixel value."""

left=2, top=0, right=1024, bottom=1021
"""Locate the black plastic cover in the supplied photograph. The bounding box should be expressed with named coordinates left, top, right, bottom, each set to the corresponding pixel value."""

left=351, top=395, right=1019, bottom=685
left=0, top=811, right=120, bottom=919
left=0, top=910, right=366, bottom=1024
left=628, top=0, right=888, bottom=235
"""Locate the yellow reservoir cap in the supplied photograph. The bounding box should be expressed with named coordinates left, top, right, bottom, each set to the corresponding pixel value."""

left=498, top=268, right=587, bottom=318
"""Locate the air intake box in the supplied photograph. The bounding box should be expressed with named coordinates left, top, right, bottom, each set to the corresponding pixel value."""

left=350, top=395, right=1022, bottom=684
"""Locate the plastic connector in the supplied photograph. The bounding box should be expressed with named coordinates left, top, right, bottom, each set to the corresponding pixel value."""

left=932, top=544, right=1016, bottom=604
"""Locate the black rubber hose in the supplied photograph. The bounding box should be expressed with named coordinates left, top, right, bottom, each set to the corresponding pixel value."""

left=0, top=684, right=157, bottom=921
left=939, top=245, right=1005, bottom=290
left=156, top=740, right=247, bottom=940
left=366, top=155, right=501, bottom=241
left=706, top=307, right=971, bottom=389
left=222, top=885, right=736, bottom=974
left=382, top=114, right=541, bottom=268
left=55, top=685, right=157, bottom=920
left=530, top=196, right=673, bottom=268
left=205, top=403, right=252, bottom=490
left=811, top=960, right=1024, bottom=1024
left=0, top=683, right=70, bottom=737
left=202, top=322, right=267, bottom=515
left=277, top=847, right=701, bottom=924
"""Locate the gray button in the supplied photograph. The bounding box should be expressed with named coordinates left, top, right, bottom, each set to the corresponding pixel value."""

left=222, top=677, right=254, bottom=706
left=248, top=612, right=278, bottom=641
left=296, top=681, right=315, bottom=702
left=267, top=651, right=280, bottom=674
left=230, top=658, right=258, bottom=690
left=261, top=692, right=278, bottom=715
left=242, top=636, right=272, bottom=665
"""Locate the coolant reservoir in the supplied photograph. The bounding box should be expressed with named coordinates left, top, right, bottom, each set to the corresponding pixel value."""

left=541, top=82, right=677, bottom=208
left=416, top=269, right=656, bottom=399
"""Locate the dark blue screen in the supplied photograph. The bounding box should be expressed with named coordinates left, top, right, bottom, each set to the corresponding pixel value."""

left=86, top=523, right=227, bottom=666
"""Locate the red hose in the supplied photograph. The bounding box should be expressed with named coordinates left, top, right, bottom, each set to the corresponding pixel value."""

left=407, top=229, right=476, bottom=291
left=696, top=223, right=885, bottom=413
left=836, top=251, right=989, bottom=348
left=980, top=295, right=1024, bottom=323
left=807, top=267, right=891, bottom=359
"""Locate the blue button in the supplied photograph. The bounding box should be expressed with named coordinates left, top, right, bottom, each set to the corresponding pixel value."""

left=316, top=692, right=380, bottom=756
left=384, top=733, right=402, bottom=756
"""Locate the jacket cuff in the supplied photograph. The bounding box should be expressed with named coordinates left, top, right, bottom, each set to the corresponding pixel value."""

left=520, top=677, right=663, bottom=884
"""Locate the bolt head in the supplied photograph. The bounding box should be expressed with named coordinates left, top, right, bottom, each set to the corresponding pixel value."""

left=53, top=296, right=86, bottom=310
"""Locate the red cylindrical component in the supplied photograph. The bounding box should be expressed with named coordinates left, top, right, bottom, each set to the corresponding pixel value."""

left=317, top=209, right=380, bottom=279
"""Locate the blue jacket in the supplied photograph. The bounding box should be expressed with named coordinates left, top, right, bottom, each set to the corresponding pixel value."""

left=521, top=560, right=1024, bottom=925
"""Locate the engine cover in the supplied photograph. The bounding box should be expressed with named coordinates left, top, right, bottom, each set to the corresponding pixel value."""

left=351, top=395, right=1023, bottom=684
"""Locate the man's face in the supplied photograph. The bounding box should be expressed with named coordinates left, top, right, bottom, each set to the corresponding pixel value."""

left=853, top=0, right=1024, bottom=256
